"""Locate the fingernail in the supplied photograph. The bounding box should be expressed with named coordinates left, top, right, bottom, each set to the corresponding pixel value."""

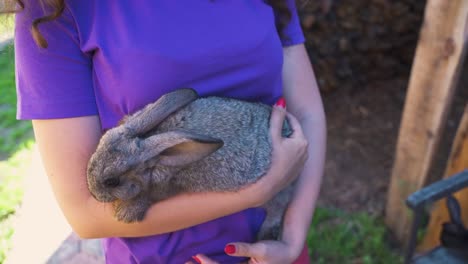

left=224, top=244, right=236, bottom=254
left=274, top=97, right=286, bottom=108
left=192, top=256, right=201, bottom=263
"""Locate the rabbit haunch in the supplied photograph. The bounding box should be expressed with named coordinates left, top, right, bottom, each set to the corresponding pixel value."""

left=87, top=88, right=294, bottom=240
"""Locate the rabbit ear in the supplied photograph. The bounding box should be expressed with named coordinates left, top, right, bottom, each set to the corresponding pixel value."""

left=123, top=88, right=198, bottom=136
left=140, top=130, right=223, bottom=167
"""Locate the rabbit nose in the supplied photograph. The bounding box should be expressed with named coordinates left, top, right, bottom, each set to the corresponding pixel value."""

left=103, top=178, right=121, bottom=188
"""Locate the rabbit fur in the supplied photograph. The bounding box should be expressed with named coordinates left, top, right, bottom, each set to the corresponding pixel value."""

left=87, top=88, right=295, bottom=240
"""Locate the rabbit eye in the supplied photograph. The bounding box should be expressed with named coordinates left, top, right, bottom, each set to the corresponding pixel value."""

left=103, top=178, right=121, bottom=188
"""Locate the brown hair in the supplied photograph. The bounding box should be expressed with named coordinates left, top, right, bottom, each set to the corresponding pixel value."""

left=2, top=0, right=292, bottom=48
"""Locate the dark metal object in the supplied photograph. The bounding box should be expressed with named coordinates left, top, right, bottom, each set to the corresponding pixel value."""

left=405, top=170, right=468, bottom=264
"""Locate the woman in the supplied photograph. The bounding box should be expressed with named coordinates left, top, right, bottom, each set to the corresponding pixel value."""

left=11, top=0, right=326, bottom=263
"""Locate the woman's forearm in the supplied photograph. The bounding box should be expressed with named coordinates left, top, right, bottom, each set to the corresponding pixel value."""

left=280, top=115, right=326, bottom=253
left=47, top=156, right=270, bottom=239
left=280, top=43, right=327, bottom=256
left=81, top=185, right=263, bottom=238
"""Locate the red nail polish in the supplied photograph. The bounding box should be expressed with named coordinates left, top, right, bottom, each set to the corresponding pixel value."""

left=192, top=256, right=201, bottom=263
left=275, top=97, right=286, bottom=108
left=224, top=244, right=236, bottom=254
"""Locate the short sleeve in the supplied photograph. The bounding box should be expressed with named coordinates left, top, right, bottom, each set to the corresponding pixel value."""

left=277, top=0, right=305, bottom=46
left=15, top=3, right=97, bottom=120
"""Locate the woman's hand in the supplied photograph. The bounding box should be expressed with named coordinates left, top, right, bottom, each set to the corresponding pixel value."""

left=248, top=99, right=309, bottom=207
left=186, top=240, right=299, bottom=264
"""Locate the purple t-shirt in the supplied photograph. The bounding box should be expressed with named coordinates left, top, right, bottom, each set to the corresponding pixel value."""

left=15, top=1, right=305, bottom=263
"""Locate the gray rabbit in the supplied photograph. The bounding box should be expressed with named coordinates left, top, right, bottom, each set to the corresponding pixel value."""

left=87, top=88, right=295, bottom=240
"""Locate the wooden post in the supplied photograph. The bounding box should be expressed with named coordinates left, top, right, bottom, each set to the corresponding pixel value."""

left=385, top=0, right=468, bottom=244
left=417, top=105, right=468, bottom=251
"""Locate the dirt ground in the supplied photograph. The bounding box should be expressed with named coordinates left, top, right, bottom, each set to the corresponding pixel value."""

left=318, top=64, right=468, bottom=216
left=298, top=0, right=468, bottom=217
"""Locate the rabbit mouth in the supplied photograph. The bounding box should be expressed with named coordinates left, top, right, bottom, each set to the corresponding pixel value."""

left=91, top=191, right=117, bottom=203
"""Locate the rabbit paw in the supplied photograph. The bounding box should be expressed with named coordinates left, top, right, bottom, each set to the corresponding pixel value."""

left=257, top=216, right=282, bottom=241
left=113, top=199, right=150, bottom=223
left=257, top=224, right=280, bottom=241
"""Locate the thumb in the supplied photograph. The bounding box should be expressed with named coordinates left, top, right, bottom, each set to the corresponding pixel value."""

left=269, top=98, right=287, bottom=142
left=225, top=243, right=266, bottom=258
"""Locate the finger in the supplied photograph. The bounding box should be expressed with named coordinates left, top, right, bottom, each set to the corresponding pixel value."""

left=269, top=102, right=287, bottom=142
left=285, top=112, right=305, bottom=139
left=225, top=243, right=266, bottom=259
left=193, top=254, right=219, bottom=264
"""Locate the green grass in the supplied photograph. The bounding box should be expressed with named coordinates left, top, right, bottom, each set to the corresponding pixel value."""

left=0, top=44, right=34, bottom=263
left=0, top=45, right=33, bottom=159
left=308, top=207, right=403, bottom=264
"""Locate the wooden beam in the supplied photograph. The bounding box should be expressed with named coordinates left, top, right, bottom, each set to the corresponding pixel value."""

left=385, top=0, right=468, bottom=244
left=417, top=105, right=468, bottom=251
